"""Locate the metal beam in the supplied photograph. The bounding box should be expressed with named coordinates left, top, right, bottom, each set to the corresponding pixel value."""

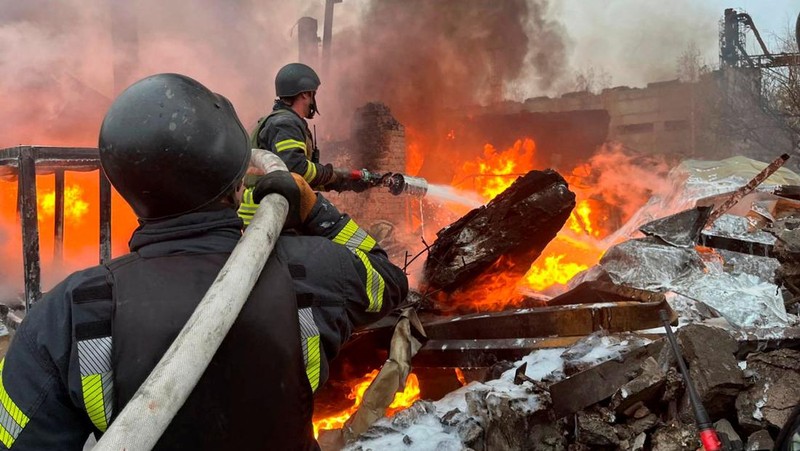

left=298, top=17, right=319, bottom=67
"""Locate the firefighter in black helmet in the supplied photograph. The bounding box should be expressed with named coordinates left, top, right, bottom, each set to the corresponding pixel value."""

left=241, top=63, right=368, bottom=225
left=0, top=73, right=407, bottom=450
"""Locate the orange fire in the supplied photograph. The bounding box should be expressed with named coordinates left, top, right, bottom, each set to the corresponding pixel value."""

left=454, top=368, right=468, bottom=386
left=39, top=185, right=90, bottom=223
left=313, top=370, right=421, bottom=438
left=0, top=171, right=139, bottom=292
left=452, top=139, right=536, bottom=200
left=447, top=137, right=608, bottom=307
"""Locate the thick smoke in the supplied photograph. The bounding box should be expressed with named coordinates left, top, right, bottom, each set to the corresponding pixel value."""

left=326, top=1, right=566, bottom=124
left=550, top=0, right=720, bottom=93
left=0, top=0, right=314, bottom=148
left=323, top=0, right=569, bottom=179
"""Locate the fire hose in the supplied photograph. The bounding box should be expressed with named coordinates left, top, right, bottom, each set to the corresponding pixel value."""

left=94, top=150, right=289, bottom=451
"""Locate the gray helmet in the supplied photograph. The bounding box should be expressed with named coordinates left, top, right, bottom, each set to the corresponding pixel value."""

left=99, top=73, right=250, bottom=220
left=275, top=63, right=321, bottom=97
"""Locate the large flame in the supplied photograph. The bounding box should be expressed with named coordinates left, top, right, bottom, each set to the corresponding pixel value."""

left=452, top=139, right=536, bottom=200
left=39, top=185, right=90, bottom=223
left=0, top=171, right=139, bottom=294
left=313, top=370, right=420, bottom=438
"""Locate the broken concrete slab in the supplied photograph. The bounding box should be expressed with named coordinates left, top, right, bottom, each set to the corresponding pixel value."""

left=550, top=339, right=665, bottom=419
left=465, top=384, right=554, bottom=450
left=714, top=418, right=743, bottom=450
left=575, top=410, right=619, bottom=447
left=650, top=422, right=700, bottom=451
left=736, top=349, right=800, bottom=433
left=745, top=429, right=774, bottom=450
left=626, top=413, right=659, bottom=437
left=609, top=356, right=666, bottom=414
left=675, top=324, right=748, bottom=422
left=528, top=423, right=567, bottom=451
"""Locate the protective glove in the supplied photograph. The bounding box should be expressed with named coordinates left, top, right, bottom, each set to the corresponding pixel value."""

left=328, top=168, right=371, bottom=193
left=337, top=178, right=371, bottom=193
left=252, top=171, right=317, bottom=230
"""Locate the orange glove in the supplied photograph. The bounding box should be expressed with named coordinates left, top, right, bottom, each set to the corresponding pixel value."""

left=252, top=171, right=317, bottom=229
left=291, top=173, right=317, bottom=224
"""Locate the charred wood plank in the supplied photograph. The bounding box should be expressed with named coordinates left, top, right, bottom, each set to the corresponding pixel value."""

left=18, top=147, right=41, bottom=310
left=99, top=169, right=112, bottom=263
left=423, top=169, right=575, bottom=292
left=423, top=298, right=674, bottom=341
left=549, top=339, right=666, bottom=419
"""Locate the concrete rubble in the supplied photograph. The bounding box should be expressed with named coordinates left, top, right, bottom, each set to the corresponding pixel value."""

left=335, top=160, right=800, bottom=451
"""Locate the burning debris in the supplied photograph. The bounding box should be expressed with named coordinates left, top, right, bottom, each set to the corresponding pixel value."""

left=315, top=153, right=800, bottom=450
left=422, top=169, right=575, bottom=301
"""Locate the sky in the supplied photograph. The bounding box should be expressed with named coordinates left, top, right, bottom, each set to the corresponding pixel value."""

left=322, top=1, right=800, bottom=98
left=531, top=0, right=800, bottom=93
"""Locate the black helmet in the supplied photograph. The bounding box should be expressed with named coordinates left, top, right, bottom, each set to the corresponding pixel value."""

left=275, top=63, right=321, bottom=97
left=99, top=73, right=250, bottom=220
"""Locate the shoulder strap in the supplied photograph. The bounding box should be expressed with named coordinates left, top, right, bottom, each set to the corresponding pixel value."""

left=249, top=109, right=292, bottom=149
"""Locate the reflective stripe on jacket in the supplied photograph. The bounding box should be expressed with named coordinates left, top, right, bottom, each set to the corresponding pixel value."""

left=0, top=201, right=407, bottom=449
left=251, top=103, right=334, bottom=187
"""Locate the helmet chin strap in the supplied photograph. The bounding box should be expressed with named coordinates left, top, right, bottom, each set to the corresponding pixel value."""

left=307, top=92, right=320, bottom=119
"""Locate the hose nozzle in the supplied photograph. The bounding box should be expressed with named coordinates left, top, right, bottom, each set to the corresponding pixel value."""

left=385, top=174, right=428, bottom=197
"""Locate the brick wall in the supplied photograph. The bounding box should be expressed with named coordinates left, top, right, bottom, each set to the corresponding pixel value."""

left=322, top=103, right=412, bottom=259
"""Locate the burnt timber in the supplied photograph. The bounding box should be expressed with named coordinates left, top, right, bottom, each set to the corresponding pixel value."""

left=423, top=169, right=575, bottom=292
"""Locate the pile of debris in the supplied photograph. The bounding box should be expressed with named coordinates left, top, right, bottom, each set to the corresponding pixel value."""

left=344, top=325, right=800, bottom=451
left=328, top=155, right=800, bottom=451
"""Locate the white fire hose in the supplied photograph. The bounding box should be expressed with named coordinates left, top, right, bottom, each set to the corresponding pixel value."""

left=94, top=150, right=288, bottom=450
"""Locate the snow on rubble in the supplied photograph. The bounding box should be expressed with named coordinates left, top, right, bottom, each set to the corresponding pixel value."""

left=343, top=334, right=649, bottom=451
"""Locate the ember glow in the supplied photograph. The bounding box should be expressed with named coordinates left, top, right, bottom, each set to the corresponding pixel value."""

left=454, top=368, right=468, bottom=386
left=312, top=370, right=421, bottom=438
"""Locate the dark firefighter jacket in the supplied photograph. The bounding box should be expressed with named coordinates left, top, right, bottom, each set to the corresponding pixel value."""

left=251, top=102, right=335, bottom=189
left=0, top=195, right=408, bottom=450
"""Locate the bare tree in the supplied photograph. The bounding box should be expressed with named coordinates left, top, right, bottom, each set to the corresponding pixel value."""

left=572, top=66, right=612, bottom=94
left=761, top=25, right=800, bottom=137
left=676, top=41, right=710, bottom=82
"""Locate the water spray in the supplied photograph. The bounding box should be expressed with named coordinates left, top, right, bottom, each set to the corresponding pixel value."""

left=344, top=169, right=484, bottom=209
